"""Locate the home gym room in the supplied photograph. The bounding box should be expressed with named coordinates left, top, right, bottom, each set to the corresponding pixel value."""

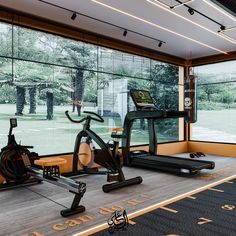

left=0, top=0, right=236, bottom=235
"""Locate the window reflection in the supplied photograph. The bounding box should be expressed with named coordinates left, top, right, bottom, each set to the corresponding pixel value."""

left=0, top=21, right=182, bottom=155
left=192, top=62, right=236, bottom=143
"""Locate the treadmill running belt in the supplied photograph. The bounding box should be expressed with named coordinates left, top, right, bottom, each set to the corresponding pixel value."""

left=131, top=155, right=214, bottom=174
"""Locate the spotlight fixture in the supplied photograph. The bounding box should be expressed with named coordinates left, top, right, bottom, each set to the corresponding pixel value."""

left=92, top=0, right=228, bottom=54
left=146, top=0, right=236, bottom=46
left=220, top=25, right=226, bottom=31
left=158, top=41, right=163, bottom=47
left=71, top=12, right=77, bottom=20
left=123, top=29, right=128, bottom=37
left=188, top=8, right=194, bottom=15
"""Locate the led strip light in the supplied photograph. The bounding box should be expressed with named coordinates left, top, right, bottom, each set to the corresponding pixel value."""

left=153, top=0, right=196, bottom=9
left=147, top=0, right=236, bottom=45
left=91, top=0, right=228, bottom=54
left=171, top=0, right=196, bottom=9
left=202, top=0, right=236, bottom=22
left=202, top=0, right=236, bottom=42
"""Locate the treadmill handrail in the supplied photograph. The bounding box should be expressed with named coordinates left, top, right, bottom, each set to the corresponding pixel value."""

left=124, top=110, right=187, bottom=122
left=122, top=110, right=188, bottom=165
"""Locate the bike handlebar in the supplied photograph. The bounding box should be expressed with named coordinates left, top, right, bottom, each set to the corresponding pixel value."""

left=65, top=111, right=104, bottom=123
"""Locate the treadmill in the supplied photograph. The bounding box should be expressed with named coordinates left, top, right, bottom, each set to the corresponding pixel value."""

left=122, top=89, right=215, bottom=175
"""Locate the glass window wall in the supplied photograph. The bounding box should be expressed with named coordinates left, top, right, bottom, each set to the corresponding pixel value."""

left=0, top=21, right=183, bottom=155
left=192, top=61, right=236, bottom=143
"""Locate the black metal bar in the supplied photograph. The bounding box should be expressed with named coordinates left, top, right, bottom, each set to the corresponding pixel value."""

left=174, top=0, right=225, bottom=28
left=38, top=0, right=165, bottom=44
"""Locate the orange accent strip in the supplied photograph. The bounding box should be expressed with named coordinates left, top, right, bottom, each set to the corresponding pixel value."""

left=108, top=127, right=124, bottom=132
left=159, top=206, right=178, bottom=213
left=186, top=196, right=196, bottom=199
left=208, top=188, right=224, bottom=193
left=128, top=219, right=136, bottom=225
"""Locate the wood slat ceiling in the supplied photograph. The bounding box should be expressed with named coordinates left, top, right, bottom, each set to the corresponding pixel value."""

left=0, top=0, right=236, bottom=64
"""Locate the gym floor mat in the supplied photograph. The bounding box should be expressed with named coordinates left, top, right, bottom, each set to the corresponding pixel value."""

left=91, top=178, right=236, bottom=236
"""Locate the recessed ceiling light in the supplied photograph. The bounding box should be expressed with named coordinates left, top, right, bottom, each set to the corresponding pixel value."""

left=91, top=0, right=228, bottom=54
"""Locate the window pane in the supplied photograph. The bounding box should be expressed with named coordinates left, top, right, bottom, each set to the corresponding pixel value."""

left=0, top=58, right=12, bottom=82
left=130, top=119, right=149, bottom=146
left=193, top=61, right=236, bottom=143
left=14, top=60, right=53, bottom=87
left=192, top=82, right=236, bottom=143
left=54, top=37, right=97, bottom=70
left=0, top=22, right=12, bottom=57
left=150, top=60, right=179, bottom=85
left=98, top=47, right=113, bottom=73
left=130, top=118, right=181, bottom=146
left=156, top=118, right=180, bottom=143
left=13, top=26, right=55, bottom=63
left=113, top=51, right=147, bottom=78
left=97, top=74, right=125, bottom=142
left=98, top=48, right=150, bottom=79
left=128, top=80, right=180, bottom=145
left=0, top=20, right=183, bottom=156
left=195, top=60, right=236, bottom=84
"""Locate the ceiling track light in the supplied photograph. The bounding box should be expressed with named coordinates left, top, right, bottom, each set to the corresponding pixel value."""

left=170, top=0, right=196, bottom=9
left=220, top=25, right=226, bottom=31
left=71, top=12, right=77, bottom=20
left=219, top=25, right=236, bottom=33
left=146, top=0, right=236, bottom=46
left=158, top=41, right=163, bottom=47
left=92, top=0, right=227, bottom=54
left=151, top=0, right=224, bottom=29
left=187, top=8, right=194, bottom=15
left=38, top=0, right=228, bottom=54
left=202, top=0, right=236, bottom=22
left=38, top=0, right=165, bottom=46
left=150, top=0, right=196, bottom=9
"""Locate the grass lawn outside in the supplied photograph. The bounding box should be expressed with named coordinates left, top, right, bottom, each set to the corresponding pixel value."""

left=2, top=104, right=235, bottom=156
left=192, top=110, right=236, bottom=143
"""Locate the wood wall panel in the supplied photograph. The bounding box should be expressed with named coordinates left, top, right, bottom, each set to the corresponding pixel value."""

left=188, top=141, right=236, bottom=157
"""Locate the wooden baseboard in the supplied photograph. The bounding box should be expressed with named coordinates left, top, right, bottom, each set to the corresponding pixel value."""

left=188, top=141, right=236, bottom=157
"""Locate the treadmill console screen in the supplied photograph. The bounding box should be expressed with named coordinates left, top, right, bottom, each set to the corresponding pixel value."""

left=130, top=89, right=155, bottom=109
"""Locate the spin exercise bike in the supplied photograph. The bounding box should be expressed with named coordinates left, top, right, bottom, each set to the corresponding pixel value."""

left=65, top=110, right=142, bottom=193
left=0, top=118, right=86, bottom=217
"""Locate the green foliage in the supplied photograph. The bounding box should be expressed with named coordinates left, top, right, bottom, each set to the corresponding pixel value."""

left=84, top=76, right=97, bottom=102
left=149, top=63, right=179, bottom=139
left=0, top=57, right=12, bottom=83
left=198, top=83, right=236, bottom=110
left=0, top=84, right=16, bottom=103
left=150, top=63, right=179, bottom=110
left=0, top=23, right=12, bottom=57
left=0, top=21, right=181, bottom=142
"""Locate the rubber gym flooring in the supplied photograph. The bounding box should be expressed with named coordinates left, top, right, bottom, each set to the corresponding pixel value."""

left=1, top=154, right=236, bottom=236
left=91, top=177, right=236, bottom=236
